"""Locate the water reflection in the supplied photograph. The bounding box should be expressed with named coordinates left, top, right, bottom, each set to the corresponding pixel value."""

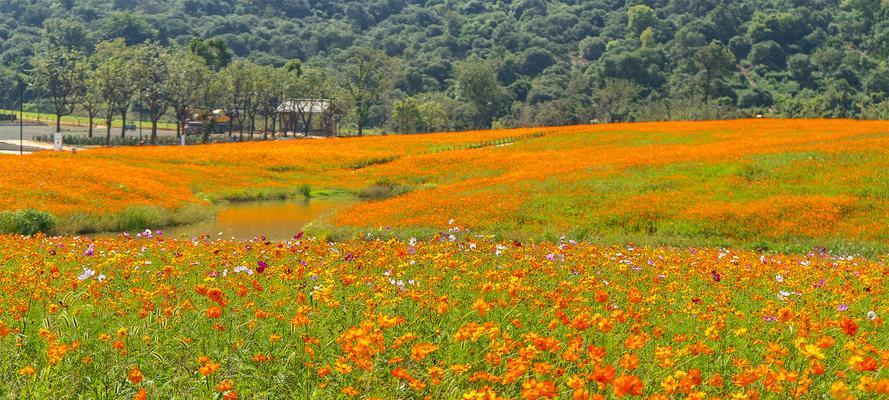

left=160, top=198, right=349, bottom=241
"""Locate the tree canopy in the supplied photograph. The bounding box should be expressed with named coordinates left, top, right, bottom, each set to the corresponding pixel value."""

left=2, top=0, right=889, bottom=132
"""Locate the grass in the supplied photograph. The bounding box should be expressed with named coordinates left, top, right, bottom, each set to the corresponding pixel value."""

left=53, top=203, right=213, bottom=234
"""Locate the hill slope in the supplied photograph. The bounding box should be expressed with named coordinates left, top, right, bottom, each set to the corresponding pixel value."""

left=1, top=1, right=889, bottom=127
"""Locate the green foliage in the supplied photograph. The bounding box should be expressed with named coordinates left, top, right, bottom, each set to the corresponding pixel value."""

left=455, top=57, right=511, bottom=129
left=0, top=209, right=57, bottom=235
left=1, top=0, right=888, bottom=133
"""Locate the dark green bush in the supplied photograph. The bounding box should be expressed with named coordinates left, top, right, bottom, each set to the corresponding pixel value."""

left=0, top=209, right=57, bottom=235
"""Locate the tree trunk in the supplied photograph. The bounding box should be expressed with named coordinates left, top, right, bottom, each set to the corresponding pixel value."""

left=176, top=112, right=182, bottom=138
left=263, top=115, right=268, bottom=140
left=150, top=120, right=158, bottom=145
left=88, top=115, right=94, bottom=138
left=120, top=110, right=128, bottom=139
left=105, top=115, right=113, bottom=146
left=56, top=114, right=61, bottom=133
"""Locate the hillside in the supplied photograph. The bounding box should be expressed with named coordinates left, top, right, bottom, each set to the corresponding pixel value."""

left=1, top=1, right=889, bottom=130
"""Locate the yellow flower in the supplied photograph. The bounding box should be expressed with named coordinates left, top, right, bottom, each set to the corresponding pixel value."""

left=829, top=381, right=850, bottom=399
left=801, top=344, right=825, bottom=360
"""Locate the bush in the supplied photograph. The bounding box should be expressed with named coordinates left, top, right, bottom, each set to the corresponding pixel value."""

left=358, top=178, right=412, bottom=200
left=0, top=209, right=57, bottom=235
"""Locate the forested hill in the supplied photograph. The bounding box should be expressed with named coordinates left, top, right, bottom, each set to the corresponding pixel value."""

left=2, top=0, right=889, bottom=130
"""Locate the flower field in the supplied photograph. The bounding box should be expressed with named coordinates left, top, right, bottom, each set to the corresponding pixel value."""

left=1, top=119, right=888, bottom=251
left=0, top=119, right=887, bottom=398
left=0, top=230, right=886, bottom=398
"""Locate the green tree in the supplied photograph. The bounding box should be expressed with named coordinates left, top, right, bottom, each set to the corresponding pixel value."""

left=253, top=65, right=286, bottom=139
left=338, top=47, right=399, bottom=136
left=285, top=65, right=334, bottom=137
left=165, top=49, right=210, bottom=138
left=694, top=41, right=736, bottom=102
left=391, top=97, right=422, bottom=134
left=93, top=39, right=138, bottom=143
left=189, top=38, right=233, bottom=71
left=31, top=43, right=84, bottom=133
left=628, top=5, right=658, bottom=35
left=417, top=100, right=448, bottom=133
left=455, top=57, right=511, bottom=129
left=594, top=78, right=642, bottom=123
left=133, top=42, right=169, bottom=144
left=99, top=11, right=157, bottom=45
left=43, top=17, right=93, bottom=53
left=219, top=60, right=256, bottom=139
left=78, top=57, right=103, bottom=138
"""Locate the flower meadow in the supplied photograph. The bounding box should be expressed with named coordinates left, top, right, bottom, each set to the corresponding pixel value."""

left=0, top=229, right=886, bottom=399
left=0, top=119, right=887, bottom=252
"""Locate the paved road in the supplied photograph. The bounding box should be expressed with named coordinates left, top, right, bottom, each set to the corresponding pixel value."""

left=0, top=122, right=177, bottom=141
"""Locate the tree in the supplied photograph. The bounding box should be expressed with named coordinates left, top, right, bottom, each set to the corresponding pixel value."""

left=579, top=37, right=606, bottom=61
left=133, top=42, right=169, bottom=144
left=286, top=65, right=333, bottom=137
left=338, top=47, right=398, bottom=136
left=640, top=27, right=657, bottom=48
left=694, top=41, right=736, bottom=102
left=749, top=40, right=786, bottom=69
left=165, top=49, right=210, bottom=138
left=417, top=100, right=448, bottom=133
left=99, top=11, right=157, bottom=45
left=78, top=57, right=103, bottom=138
left=254, top=65, right=286, bottom=140
left=391, top=97, right=422, bottom=134
left=594, top=79, right=642, bottom=123
left=454, top=57, right=511, bottom=129
left=94, top=57, right=127, bottom=145
left=93, top=40, right=138, bottom=144
left=219, top=60, right=255, bottom=139
left=31, top=43, right=84, bottom=133
left=43, top=17, right=93, bottom=53
left=189, top=38, right=232, bottom=71
left=628, top=5, right=658, bottom=35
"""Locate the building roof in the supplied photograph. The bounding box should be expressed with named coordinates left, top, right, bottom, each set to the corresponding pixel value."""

left=277, top=99, right=333, bottom=114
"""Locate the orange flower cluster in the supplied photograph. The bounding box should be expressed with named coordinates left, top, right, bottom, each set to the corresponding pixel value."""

left=0, top=119, right=886, bottom=249
left=0, top=231, right=885, bottom=397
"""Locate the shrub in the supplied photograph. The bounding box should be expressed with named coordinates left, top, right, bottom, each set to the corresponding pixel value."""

left=358, top=178, right=412, bottom=200
left=0, top=209, right=57, bottom=235
left=299, top=184, right=312, bottom=199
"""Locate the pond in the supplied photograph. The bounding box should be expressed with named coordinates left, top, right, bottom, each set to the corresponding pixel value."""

left=101, top=198, right=352, bottom=241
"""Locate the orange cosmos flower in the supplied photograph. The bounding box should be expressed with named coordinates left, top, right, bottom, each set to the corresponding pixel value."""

left=520, top=379, right=557, bottom=400
left=215, top=380, right=233, bottom=392
left=591, top=364, right=616, bottom=386
left=613, top=374, right=644, bottom=397
left=205, top=306, right=222, bottom=318
left=840, top=318, right=858, bottom=336
left=128, top=368, right=143, bottom=385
